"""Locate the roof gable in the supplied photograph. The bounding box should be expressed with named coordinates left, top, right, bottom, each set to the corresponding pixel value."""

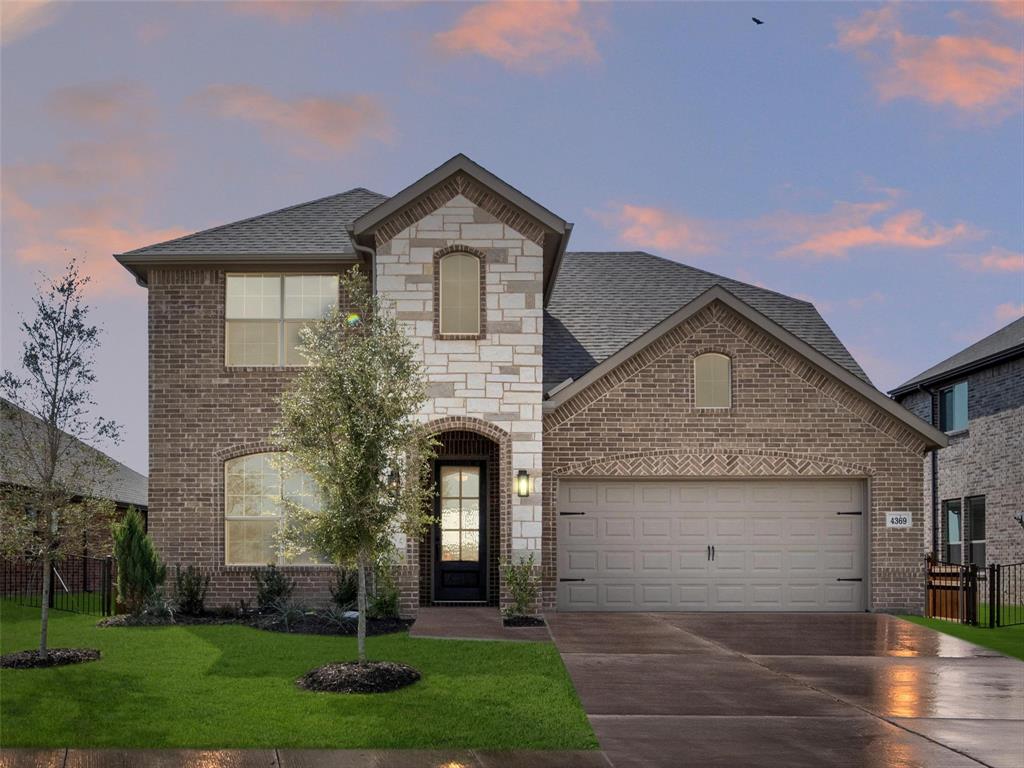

left=891, top=316, right=1024, bottom=396
left=545, top=251, right=869, bottom=390
left=544, top=286, right=946, bottom=450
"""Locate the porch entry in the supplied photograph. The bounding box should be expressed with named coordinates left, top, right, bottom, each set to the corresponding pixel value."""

left=433, top=461, right=487, bottom=602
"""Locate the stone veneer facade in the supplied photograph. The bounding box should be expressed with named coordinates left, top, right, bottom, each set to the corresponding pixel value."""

left=372, top=189, right=545, bottom=614
left=542, top=302, right=932, bottom=614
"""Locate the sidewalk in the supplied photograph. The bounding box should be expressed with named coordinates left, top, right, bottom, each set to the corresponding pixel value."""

left=0, top=749, right=611, bottom=768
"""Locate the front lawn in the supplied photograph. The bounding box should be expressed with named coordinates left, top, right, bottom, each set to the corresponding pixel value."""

left=901, top=614, right=1024, bottom=661
left=0, top=602, right=596, bottom=749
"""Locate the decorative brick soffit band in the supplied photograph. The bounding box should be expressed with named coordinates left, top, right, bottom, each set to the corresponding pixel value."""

left=553, top=449, right=872, bottom=479
left=373, top=172, right=551, bottom=247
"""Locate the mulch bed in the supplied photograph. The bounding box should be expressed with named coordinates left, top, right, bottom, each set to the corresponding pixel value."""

left=503, top=615, right=546, bottom=627
left=98, top=611, right=412, bottom=637
left=255, top=614, right=413, bottom=637
left=296, top=661, right=420, bottom=694
left=1, top=648, right=101, bottom=669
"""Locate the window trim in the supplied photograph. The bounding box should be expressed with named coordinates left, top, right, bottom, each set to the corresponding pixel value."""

left=693, top=352, right=732, bottom=409
left=223, top=452, right=329, bottom=568
left=433, top=246, right=486, bottom=340
left=938, top=380, right=968, bottom=433
left=224, top=273, right=338, bottom=369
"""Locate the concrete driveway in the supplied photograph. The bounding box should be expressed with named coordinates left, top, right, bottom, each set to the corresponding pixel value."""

left=548, top=612, right=1024, bottom=768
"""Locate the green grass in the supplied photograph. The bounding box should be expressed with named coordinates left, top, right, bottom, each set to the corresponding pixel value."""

left=0, top=602, right=596, bottom=749
left=901, top=613, right=1024, bottom=661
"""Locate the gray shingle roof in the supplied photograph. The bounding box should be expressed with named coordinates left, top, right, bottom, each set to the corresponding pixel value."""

left=120, top=188, right=388, bottom=256
left=891, top=316, right=1024, bottom=395
left=0, top=399, right=148, bottom=508
left=544, top=251, right=870, bottom=391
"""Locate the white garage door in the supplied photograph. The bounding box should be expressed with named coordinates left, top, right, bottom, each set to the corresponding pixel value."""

left=557, top=479, right=866, bottom=612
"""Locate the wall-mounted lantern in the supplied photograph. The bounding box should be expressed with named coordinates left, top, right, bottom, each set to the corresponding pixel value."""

left=516, top=470, right=531, bottom=498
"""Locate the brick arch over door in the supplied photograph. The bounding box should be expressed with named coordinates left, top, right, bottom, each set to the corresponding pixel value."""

left=413, top=417, right=513, bottom=608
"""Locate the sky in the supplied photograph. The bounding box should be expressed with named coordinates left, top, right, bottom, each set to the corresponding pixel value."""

left=1, top=0, right=1022, bottom=474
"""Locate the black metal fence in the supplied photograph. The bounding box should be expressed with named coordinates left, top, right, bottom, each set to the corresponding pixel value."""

left=926, top=556, right=1024, bottom=628
left=0, top=554, right=114, bottom=616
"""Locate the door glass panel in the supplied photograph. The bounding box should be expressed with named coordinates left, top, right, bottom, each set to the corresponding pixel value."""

left=438, top=465, right=481, bottom=562
left=440, top=531, right=460, bottom=561
left=441, top=467, right=461, bottom=498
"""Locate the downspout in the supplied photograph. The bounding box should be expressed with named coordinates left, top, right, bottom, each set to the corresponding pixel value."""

left=350, top=239, right=376, bottom=294
left=919, top=384, right=940, bottom=557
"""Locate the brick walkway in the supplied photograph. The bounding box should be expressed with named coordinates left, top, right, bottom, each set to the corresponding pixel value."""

left=0, top=749, right=610, bottom=767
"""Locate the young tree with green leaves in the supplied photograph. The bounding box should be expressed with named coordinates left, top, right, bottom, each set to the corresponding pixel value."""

left=275, top=268, right=435, bottom=663
left=0, top=260, right=121, bottom=659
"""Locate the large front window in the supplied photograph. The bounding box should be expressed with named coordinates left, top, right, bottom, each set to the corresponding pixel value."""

left=224, top=453, right=323, bottom=565
left=225, top=274, right=338, bottom=366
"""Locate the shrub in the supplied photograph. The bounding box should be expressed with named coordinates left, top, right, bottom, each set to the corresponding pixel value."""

left=265, top=598, right=307, bottom=631
left=112, top=507, right=166, bottom=614
left=141, top=591, right=177, bottom=622
left=502, top=553, right=539, bottom=617
left=253, top=564, right=295, bottom=611
left=330, top=568, right=358, bottom=610
left=323, top=604, right=356, bottom=631
left=174, top=565, right=210, bottom=616
left=367, top=554, right=399, bottom=619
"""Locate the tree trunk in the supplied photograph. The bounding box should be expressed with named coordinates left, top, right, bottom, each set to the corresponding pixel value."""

left=356, top=553, right=368, bottom=664
left=39, top=553, right=51, bottom=660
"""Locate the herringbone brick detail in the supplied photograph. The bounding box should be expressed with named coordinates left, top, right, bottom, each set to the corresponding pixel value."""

left=558, top=450, right=868, bottom=478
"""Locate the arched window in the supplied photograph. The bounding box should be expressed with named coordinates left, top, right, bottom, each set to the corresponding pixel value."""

left=224, top=453, right=323, bottom=565
left=694, top=353, right=731, bottom=408
left=438, top=252, right=481, bottom=336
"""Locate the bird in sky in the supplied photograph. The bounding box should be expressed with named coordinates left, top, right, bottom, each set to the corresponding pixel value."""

left=752, top=17, right=764, bottom=25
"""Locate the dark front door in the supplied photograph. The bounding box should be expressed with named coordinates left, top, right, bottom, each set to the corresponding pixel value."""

left=434, top=461, right=486, bottom=602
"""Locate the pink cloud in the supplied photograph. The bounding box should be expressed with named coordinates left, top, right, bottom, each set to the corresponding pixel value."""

left=47, top=81, right=154, bottom=125
left=837, top=4, right=1023, bottom=120
left=194, top=85, right=393, bottom=155
left=591, top=203, right=717, bottom=255
left=136, top=20, right=171, bottom=45
left=435, top=0, right=601, bottom=73
left=1, top=0, right=60, bottom=45
left=782, top=209, right=971, bottom=260
left=990, top=1, right=1024, bottom=22
left=2, top=185, right=188, bottom=296
left=956, top=246, right=1024, bottom=273
left=994, top=302, right=1024, bottom=323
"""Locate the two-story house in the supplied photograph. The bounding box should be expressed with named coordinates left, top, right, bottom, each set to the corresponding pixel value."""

left=115, top=154, right=946, bottom=616
left=891, top=317, right=1024, bottom=569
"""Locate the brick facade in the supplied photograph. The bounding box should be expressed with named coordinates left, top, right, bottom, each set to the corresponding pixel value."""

left=146, top=266, right=356, bottom=608
left=897, top=357, right=1024, bottom=567
left=542, top=301, right=932, bottom=614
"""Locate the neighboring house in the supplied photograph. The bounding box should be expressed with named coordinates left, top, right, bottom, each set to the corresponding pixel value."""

left=0, top=397, right=149, bottom=548
left=115, top=154, right=945, bottom=615
left=890, top=318, right=1024, bottom=569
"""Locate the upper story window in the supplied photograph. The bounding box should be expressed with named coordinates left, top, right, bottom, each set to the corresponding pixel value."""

left=694, top=353, right=731, bottom=408
left=438, top=252, right=481, bottom=336
left=225, top=274, right=338, bottom=367
left=224, top=452, right=324, bottom=566
left=938, top=380, right=968, bottom=432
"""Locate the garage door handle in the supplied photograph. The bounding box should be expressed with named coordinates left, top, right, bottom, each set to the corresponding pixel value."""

left=559, top=578, right=586, bottom=583
left=707, top=545, right=711, bottom=561
left=836, top=578, right=863, bottom=582
left=559, top=512, right=586, bottom=516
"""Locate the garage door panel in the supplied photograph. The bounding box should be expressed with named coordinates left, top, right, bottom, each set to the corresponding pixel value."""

left=558, top=479, right=866, bottom=612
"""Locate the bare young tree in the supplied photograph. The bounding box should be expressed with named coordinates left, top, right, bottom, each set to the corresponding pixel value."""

left=275, top=268, right=435, bottom=663
left=0, top=259, right=121, bottom=659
